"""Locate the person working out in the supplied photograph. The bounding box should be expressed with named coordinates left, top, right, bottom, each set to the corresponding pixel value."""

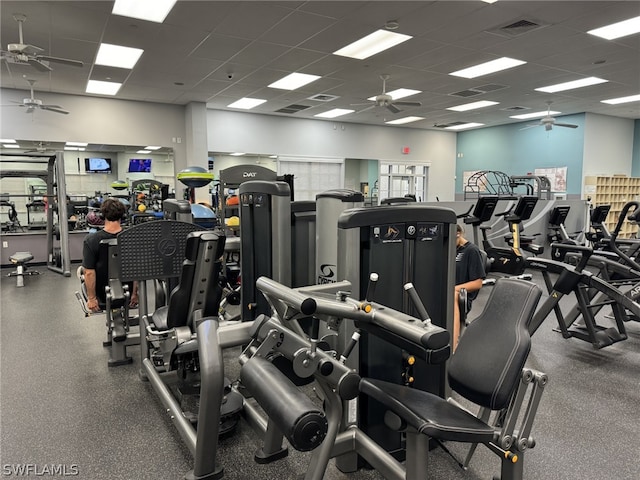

left=82, top=198, right=138, bottom=313
left=453, top=224, right=486, bottom=350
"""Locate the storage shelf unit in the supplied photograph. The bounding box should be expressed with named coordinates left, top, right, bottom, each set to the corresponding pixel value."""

left=585, top=175, right=640, bottom=238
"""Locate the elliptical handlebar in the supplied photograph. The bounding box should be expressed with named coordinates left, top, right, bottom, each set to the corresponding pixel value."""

left=608, top=201, right=640, bottom=271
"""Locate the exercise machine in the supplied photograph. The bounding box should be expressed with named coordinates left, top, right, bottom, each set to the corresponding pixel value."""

left=0, top=152, right=72, bottom=276
left=228, top=274, right=545, bottom=480
left=480, top=196, right=540, bottom=275
left=238, top=180, right=291, bottom=321
left=334, top=204, right=456, bottom=468
left=118, top=220, right=246, bottom=479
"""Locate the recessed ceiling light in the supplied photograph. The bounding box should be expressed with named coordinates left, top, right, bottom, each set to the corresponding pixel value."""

left=1, top=139, right=16, bottom=143
left=588, top=15, right=640, bottom=40
left=447, top=100, right=499, bottom=112
left=230, top=152, right=245, bottom=156
left=228, top=98, right=267, bottom=109
left=333, top=29, right=412, bottom=60
left=445, top=122, right=485, bottom=130
left=314, top=108, right=354, bottom=119
left=64, top=146, right=85, bottom=151
left=368, top=88, right=421, bottom=101
left=481, top=0, right=499, bottom=4
left=510, top=110, right=561, bottom=120
left=3, top=144, right=20, bottom=149
left=137, top=150, right=151, bottom=154
left=66, top=141, right=88, bottom=146
left=535, top=77, right=608, bottom=93
left=268, top=73, right=320, bottom=90
left=385, top=116, right=425, bottom=125
left=86, top=80, right=122, bottom=96
left=96, top=43, right=144, bottom=69
left=145, top=146, right=161, bottom=150
left=450, top=57, right=526, bottom=79
left=601, top=94, right=640, bottom=105
left=112, top=0, right=177, bottom=23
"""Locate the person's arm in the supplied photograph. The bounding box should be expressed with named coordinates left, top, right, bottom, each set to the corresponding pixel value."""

left=455, top=277, right=483, bottom=293
left=84, top=268, right=101, bottom=312
left=129, top=281, right=139, bottom=307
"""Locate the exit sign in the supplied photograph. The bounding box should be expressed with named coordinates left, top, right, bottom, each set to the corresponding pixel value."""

left=401, top=146, right=410, bottom=154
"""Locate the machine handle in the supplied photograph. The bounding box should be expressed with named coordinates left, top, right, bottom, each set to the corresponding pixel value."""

left=404, top=283, right=432, bottom=325
left=365, top=273, right=378, bottom=302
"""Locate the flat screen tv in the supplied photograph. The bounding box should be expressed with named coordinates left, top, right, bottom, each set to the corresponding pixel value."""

left=84, top=157, right=112, bottom=174
left=128, top=158, right=152, bottom=173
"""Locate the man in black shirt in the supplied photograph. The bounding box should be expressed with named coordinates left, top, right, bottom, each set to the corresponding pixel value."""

left=82, top=198, right=138, bottom=313
left=454, top=224, right=486, bottom=350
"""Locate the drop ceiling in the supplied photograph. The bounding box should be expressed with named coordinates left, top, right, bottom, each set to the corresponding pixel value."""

left=1, top=0, right=639, bottom=133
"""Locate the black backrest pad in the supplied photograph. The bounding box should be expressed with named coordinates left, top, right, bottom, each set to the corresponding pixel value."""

left=448, top=278, right=541, bottom=410
left=117, top=220, right=202, bottom=281
left=167, top=230, right=225, bottom=329
left=96, top=239, right=118, bottom=304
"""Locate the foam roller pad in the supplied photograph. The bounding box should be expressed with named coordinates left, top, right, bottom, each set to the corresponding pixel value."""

left=241, top=356, right=328, bottom=451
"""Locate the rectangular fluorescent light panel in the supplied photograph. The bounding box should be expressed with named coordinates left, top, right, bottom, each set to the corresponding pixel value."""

left=0, top=139, right=16, bottom=143
left=447, top=100, right=499, bottom=112
left=137, top=150, right=151, bottom=154
left=333, top=29, right=412, bottom=60
left=536, top=77, right=608, bottom=93
left=588, top=15, right=640, bottom=40
left=314, top=108, right=354, bottom=119
left=450, top=57, right=526, bottom=79
left=368, top=88, right=421, bottom=101
left=3, top=144, right=20, bottom=148
left=145, top=146, right=161, bottom=150
left=112, top=0, right=177, bottom=23
left=601, top=94, right=640, bottom=105
left=385, top=116, right=425, bottom=125
left=96, top=43, right=144, bottom=69
left=228, top=98, right=267, bottom=109
left=510, top=110, right=560, bottom=120
left=64, top=147, right=86, bottom=151
left=66, top=141, right=88, bottom=146
left=482, top=0, right=499, bottom=3
left=86, top=80, right=122, bottom=96
left=268, top=73, right=320, bottom=90
left=445, top=122, right=485, bottom=130
left=230, top=152, right=245, bottom=156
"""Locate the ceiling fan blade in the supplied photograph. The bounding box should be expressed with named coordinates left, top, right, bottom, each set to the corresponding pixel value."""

left=28, top=58, right=52, bottom=72
left=393, top=101, right=421, bottom=107
left=41, top=106, right=69, bottom=115
left=555, top=122, right=578, bottom=129
left=357, top=105, right=376, bottom=113
left=386, top=103, right=401, bottom=114
left=38, top=55, right=83, bottom=68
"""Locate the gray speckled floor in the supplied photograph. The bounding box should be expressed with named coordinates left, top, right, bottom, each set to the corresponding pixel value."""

left=1, top=265, right=639, bottom=479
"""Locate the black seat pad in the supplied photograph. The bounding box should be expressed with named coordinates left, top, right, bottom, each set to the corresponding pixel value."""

left=359, top=378, right=494, bottom=443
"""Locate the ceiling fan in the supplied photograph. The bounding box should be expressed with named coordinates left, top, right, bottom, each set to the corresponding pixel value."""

left=1, top=14, right=84, bottom=72
left=355, top=74, right=422, bottom=114
left=524, top=101, right=578, bottom=131
left=2, top=77, right=69, bottom=115
left=24, top=141, right=52, bottom=153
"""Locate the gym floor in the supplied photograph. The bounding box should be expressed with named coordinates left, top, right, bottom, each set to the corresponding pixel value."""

left=1, top=264, right=639, bottom=480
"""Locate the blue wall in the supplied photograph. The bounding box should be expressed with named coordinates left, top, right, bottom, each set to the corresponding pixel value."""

left=632, top=119, right=640, bottom=176
left=456, top=113, right=585, bottom=195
